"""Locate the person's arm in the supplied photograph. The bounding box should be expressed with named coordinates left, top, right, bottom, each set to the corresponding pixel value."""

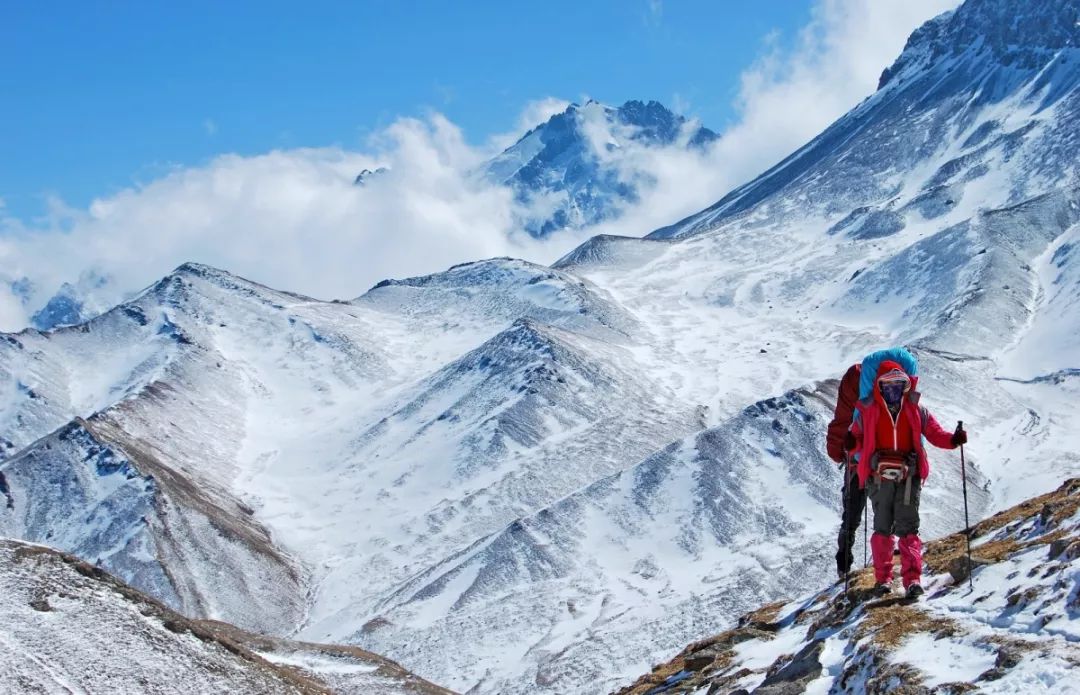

left=852, top=413, right=871, bottom=488
left=922, top=408, right=961, bottom=449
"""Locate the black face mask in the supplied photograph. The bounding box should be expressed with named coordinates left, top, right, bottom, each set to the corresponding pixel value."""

left=880, top=381, right=906, bottom=407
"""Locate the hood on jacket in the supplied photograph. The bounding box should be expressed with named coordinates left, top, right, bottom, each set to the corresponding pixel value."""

left=876, top=359, right=911, bottom=409
left=858, top=348, right=918, bottom=400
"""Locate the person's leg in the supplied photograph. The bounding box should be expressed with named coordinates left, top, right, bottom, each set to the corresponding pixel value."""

left=835, top=469, right=862, bottom=576
left=895, top=476, right=923, bottom=588
left=869, top=479, right=897, bottom=584
left=853, top=482, right=868, bottom=546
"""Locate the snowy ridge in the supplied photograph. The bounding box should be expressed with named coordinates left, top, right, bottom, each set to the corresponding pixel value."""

left=552, top=234, right=675, bottom=273
left=358, top=257, right=641, bottom=342
left=0, top=537, right=454, bottom=694
left=614, top=477, right=1080, bottom=694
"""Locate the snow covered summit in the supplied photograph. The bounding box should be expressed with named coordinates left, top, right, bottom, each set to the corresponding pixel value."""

left=485, top=99, right=718, bottom=236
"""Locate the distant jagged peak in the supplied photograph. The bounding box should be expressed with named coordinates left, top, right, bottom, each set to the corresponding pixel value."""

left=485, top=97, right=718, bottom=236
left=614, top=99, right=718, bottom=146
left=504, top=97, right=716, bottom=157
left=29, top=269, right=113, bottom=332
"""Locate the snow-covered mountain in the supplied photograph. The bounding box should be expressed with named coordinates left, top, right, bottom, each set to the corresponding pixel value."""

left=2, top=0, right=1080, bottom=693
left=486, top=100, right=718, bottom=237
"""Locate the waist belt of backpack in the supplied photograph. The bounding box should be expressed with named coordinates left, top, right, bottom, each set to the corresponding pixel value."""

left=874, top=450, right=918, bottom=504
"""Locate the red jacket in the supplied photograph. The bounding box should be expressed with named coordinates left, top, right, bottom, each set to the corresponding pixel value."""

left=851, top=370, right=956, bottom=488
left=825, top=364, right=861, bottom=463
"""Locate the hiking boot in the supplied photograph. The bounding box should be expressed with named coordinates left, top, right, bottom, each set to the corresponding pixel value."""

left=906, top=583, right=924, bottom=600
left=870, top=583, right=892, bottom=598
left=837, top=567, right=849, bottom=582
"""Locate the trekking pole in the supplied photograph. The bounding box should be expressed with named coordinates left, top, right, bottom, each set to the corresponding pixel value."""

left=842, top=461, right=852, bottom=599
left=958, top=421, right=973, bottom=591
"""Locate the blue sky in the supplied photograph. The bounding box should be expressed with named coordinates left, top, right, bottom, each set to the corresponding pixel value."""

left=1, top=1, right=816, bottom=221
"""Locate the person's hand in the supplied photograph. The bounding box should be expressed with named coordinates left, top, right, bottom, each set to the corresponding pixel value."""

left=843, top=431, right=857, bottom=452
left=952, top=427, right=968, bottom=447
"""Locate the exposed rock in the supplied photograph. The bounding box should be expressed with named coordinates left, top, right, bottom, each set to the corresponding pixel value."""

left=752, top=639, right=823, bottom=693
left=948, top=554, right=994, bottom=584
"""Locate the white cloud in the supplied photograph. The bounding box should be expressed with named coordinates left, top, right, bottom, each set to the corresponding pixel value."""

left=0, top=114, right=590, bottom=331
left=203, top=118, right=218, bottom=136
left=670, top=92, right=690, bottom=117
left=0, top=0, right=959, bottom=331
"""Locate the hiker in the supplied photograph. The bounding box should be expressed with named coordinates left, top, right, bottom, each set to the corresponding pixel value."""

left=851, top=358, right=967, bottom=599
left=827, top=348, right=918, bottom=580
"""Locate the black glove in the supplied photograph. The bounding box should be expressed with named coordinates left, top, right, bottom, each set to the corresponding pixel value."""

left=843, top=431, right=857, bottom=452
left=952, top=428, right=967, bottom=447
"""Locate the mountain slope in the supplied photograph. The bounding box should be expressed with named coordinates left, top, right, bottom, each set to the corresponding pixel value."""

left=0, top=537, right=454, bottom=694
left=1, top=261, right=396, bottom=633
left=615, top=477, right=1080, bottom=694
left=0, top=415, right=308, bottom=635
left=650, top=0, right=1079, bottom=241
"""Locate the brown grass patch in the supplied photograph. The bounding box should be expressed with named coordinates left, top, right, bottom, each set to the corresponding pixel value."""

left=740, top=600, right=786, bottom=630
left=924, top=478, right=1080, bottom=576
left=612, top=622, right=777, bottom=695
left=857, top=603, right=961, bottom=649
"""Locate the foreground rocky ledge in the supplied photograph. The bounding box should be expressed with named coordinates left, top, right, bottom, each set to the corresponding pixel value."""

left=0, top=538, right=456, bottom=694
left=615, top=478, right=1080, bottom=694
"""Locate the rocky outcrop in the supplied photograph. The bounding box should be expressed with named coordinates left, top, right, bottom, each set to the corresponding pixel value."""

left=614, top=478, right=1080, bottom=694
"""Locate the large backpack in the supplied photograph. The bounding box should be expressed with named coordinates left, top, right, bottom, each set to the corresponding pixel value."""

left=826, top=364, right=861, bottom=463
